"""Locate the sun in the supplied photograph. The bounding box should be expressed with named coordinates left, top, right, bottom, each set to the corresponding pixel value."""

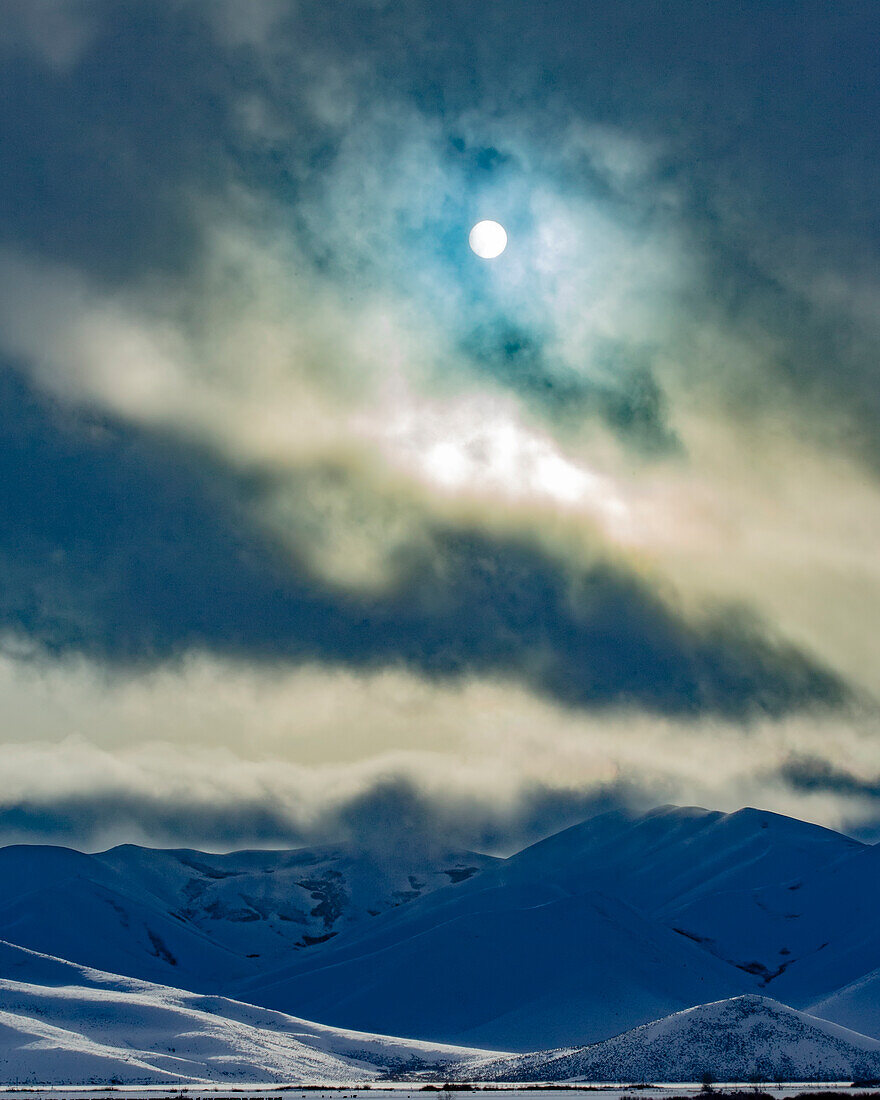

left=469, top=220, right=508, bottom=259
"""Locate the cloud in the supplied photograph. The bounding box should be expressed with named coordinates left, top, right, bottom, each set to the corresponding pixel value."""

left=0, top=0, right=879, bottom=850
left=0, top=777, right=640, bottom=858
left=773, top=754, right=880, bottom=842
left=0, top=363, right=847, bottom=719
left=2, top=206, right=879, bottom=706
left=778, top=755, right=880, bottom=808
left=0, top=652, right=874, bottom=852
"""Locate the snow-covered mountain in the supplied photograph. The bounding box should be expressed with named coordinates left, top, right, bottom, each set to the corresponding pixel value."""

left=0, top=939, right=494, bottom=1085
left=467, top=995, right=880, bottom=1083
left=810, top=968, right=880, bottom=1041
left=97, top=841, right=497, bottom=961
left=3, top=803, right=880, bottom=1059
left=235, top=805, right=870, bottom=1050
left=5, top=939, right=880, bottom=1086
left=505, top=805, right=863, bottom=919
left=0, top=841, right=498, bottom=989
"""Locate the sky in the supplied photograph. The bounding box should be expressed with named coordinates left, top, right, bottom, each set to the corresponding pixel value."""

left=1, top=0, right=880, bottom=853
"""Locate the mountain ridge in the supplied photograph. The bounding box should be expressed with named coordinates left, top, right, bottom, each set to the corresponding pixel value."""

left=2, top=803, right=879, bottom=1053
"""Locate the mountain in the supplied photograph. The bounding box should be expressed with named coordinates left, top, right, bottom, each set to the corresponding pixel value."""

left=0, top=845, right=245, bottom=989
left=504, top=805, right=863, bottom=919
left=240, top=885, right=744, bottom=1050
left=7, top=939, right=880, bottom=1087
left=235, top=804, right=864, bottom=1050
left=96, top=841, right=498, bottom=961
left=468, top=995, right=880, bottom=1083
left=3, top=803, right=880, bottom=1055
left=671, top=839, right=880, bottom=1003
left=237, top=810, right=784, bottom=1049
left=6, top=939, right=880, bottom=1086
left=0, top=841, right=498, bottom=989
left=0, top=939, right=493, bottom=1085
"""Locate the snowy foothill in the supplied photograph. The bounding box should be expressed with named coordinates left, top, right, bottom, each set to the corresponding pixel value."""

left=0, top=940, right=495, bottom=1085
left=465, top=996, right=880, bottom=1083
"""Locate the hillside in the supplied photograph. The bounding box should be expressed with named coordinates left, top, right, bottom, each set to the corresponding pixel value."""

left=238, top=882, right=746, bottom=1050
left=468, top=995, right=880, bottom=1082
left=672, top=841, right=880, bottom=1003
left=810, top=968, right=880, bottom=1041
left=506, top=805, right=862, bottom=918
left=0, top=841, right=497, bottom=989
left=0, top=939, right=492, bottom=1084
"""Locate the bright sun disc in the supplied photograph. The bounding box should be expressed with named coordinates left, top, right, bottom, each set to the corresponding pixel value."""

left=469, top=220, right=508, bottom=259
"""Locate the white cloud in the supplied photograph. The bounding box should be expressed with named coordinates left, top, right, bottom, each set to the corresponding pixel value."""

left=0, top=650, right=878, bottom=850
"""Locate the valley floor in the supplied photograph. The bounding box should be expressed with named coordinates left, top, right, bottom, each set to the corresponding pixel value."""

left=0, top=1086, right=878, bottom=1099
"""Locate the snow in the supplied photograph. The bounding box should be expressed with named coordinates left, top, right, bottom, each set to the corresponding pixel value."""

left=0, top=842, right=498, bottom=989
left=3, top=804, right=880, bottom=1077
left=506, top=806, right=862, bottom=920
left=670, top=837, right=880, bottom=1004
left=809, top=967, right=880, bottom=1040
left=236, top=805, right=860, bottom=1051
left=0, top=940, right=496, bottom=1085
left=467, top=996, right=880, bottom=1083
left=239, top=885, right=744, bottom=1051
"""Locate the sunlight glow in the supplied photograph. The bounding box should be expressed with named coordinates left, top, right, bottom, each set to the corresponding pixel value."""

left=469, top=220, right=508, bottom=259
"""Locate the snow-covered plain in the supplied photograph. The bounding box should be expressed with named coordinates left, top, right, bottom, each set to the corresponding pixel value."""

left=0, top=1087, right=876, bottom=1100
left=0, top=1090, right=877, bottom=1100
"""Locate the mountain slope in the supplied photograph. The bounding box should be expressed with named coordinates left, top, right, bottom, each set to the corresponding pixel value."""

left=3, top=804, right=877, bottom=1055
left=809, top=969, right=880, bottom=1041
left=0, top=846, right=248, bottom=988
left=0, top=939, right=495, bottom=1085
left=94, top=842, right=498, bottom=962
left=469, top=995, right=880, bottom=1083
left=253, top=805, right=858, bottom=980
left=0, top=842, right=498, bottom=991
left=672, top=841, right=880, bottom=1003
left=239, top=885, right=746, bottom=1050
left=504, top=805, right=863, bottom=919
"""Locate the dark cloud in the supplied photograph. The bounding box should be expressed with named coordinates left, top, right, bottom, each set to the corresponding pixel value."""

left=0, top=794, right=298, bottom=853
left=0, top=1, right=97, bottom=72
left=336, top=777, right=649, bottom=857
left=778, top=754, right=880, bottom=842
left=0, top=0, right=877, bottom=853
left=0, top=3, right=223, bottom=282
left=0, top=363, right=846, bottom=718
left=780, top=754, right=880, bottom=803
left=0, top=774, right=645, bottom=855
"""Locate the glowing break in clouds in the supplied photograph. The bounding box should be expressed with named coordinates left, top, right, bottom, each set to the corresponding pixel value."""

left=362, top=385, right=628, bottom=518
